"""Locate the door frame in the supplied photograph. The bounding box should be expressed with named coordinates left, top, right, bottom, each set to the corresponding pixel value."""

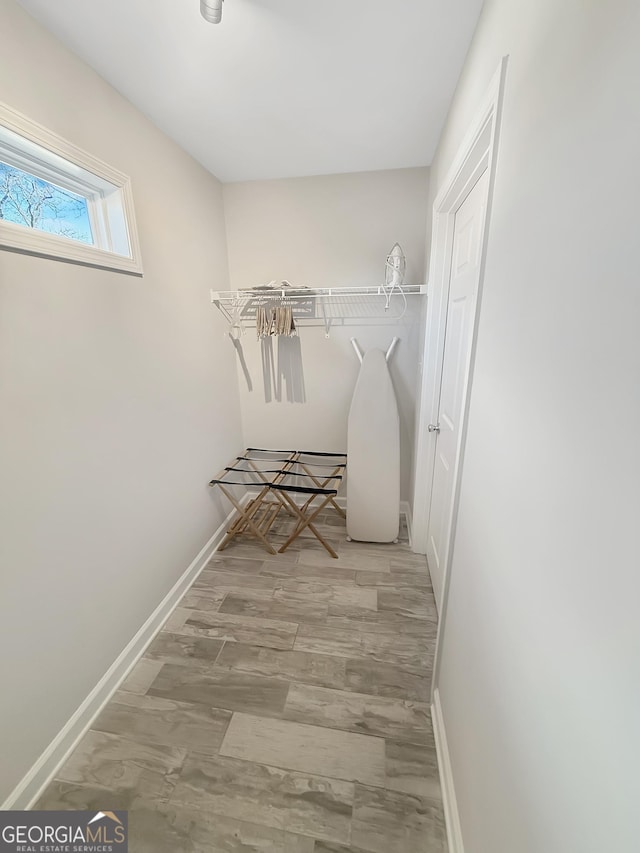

left=412, top=58, right=507, bottom=669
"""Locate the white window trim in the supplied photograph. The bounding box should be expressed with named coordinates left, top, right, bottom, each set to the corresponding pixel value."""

left=0, top=101, right=143, bottom=275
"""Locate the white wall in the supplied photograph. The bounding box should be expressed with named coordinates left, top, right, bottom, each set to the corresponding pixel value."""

left=223, top=169, right=429, bottom=500
left=424, top=1, right=640, bottom=851
left=0, top=1, right=242, bottom=803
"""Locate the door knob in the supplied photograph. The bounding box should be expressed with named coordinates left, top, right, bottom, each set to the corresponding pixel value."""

left=428, top=423, right=440, bottom=433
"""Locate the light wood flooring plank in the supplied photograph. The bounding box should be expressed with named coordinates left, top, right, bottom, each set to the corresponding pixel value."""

left=92, top=691, right=232, bottom=754
left=217, top=643, right=347, bottom=690
left=220, top=713, right=386, bottom=786
left=163, top=607, right=298, bottom=650
left=120, top=659, right=165, bottom=695
left=351, top=784, right=447, bottom=853
left=147, top=663, right=290, bottom=716
left=219, top=592, right=329, bottom=623
left=169, top=752, right=354, bottom=845
left=56, top=731, right=185, bottom=802
left=284, top=683, right=431, bottom=741
left=275, top=580, right=377, bottom=611
left=144, top=632, right=224, bottom=667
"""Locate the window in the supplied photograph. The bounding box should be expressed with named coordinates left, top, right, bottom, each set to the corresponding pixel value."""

left=0, top=102, right=143, bottom=274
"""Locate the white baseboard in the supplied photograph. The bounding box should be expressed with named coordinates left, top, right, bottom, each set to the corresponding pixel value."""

left=1, top=504, right=239, bottom=811
left=432, top=687, right=465, bottom=853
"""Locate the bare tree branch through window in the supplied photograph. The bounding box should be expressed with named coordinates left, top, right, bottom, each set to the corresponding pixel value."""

left=0, top=161, right=93, bottom=244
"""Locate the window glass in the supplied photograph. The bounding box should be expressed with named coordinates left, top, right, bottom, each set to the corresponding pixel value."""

left=0, top=160, right=94, bottom=245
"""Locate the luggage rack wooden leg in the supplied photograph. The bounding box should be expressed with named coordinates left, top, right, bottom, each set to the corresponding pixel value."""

left=277, top=491, right=338, bottom=558
left=217, top=484, right=278, bottom=555
left=298, top=463, right=346, bottom=518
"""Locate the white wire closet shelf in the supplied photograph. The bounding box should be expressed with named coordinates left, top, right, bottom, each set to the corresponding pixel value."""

left=210, top=284, right=427, bottom=331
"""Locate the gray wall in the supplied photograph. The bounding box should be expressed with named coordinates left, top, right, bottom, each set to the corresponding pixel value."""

left=223, top=168, right=429, bottom=500
left=423, top=0, right=640, bottom=850
left=0, top=0, right=242, bottom=803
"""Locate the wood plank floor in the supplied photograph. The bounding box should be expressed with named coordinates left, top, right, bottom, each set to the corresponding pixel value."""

left=37, top=511, right=447, bottom=852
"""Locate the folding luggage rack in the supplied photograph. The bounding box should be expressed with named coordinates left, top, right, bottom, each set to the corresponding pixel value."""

left=209, top=448, right=347, bottom=558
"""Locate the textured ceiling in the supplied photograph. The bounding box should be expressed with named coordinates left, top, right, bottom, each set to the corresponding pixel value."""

left=17, top=0, right=484, bottom=182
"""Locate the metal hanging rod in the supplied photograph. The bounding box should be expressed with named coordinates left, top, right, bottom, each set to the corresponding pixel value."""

left=210, top=284, right=426, bottom=304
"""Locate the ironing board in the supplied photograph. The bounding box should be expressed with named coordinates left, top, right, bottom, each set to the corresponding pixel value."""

left=209, top=448, right=347, bottom=558
left=347, top=348, right=400, bottom=542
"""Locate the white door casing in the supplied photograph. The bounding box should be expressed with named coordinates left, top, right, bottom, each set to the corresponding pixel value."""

left=410, top=60, right=507, bottom=851
left=412, top=57, right=507, bottom=629
left=426, top=171, right=489, bottom=607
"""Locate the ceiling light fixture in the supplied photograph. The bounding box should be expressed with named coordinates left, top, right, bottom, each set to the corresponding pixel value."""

left=201, top=0, right=224, bottom=24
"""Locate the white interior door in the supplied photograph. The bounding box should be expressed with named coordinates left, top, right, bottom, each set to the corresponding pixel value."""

left=426, top=170, right=489, bottom=608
